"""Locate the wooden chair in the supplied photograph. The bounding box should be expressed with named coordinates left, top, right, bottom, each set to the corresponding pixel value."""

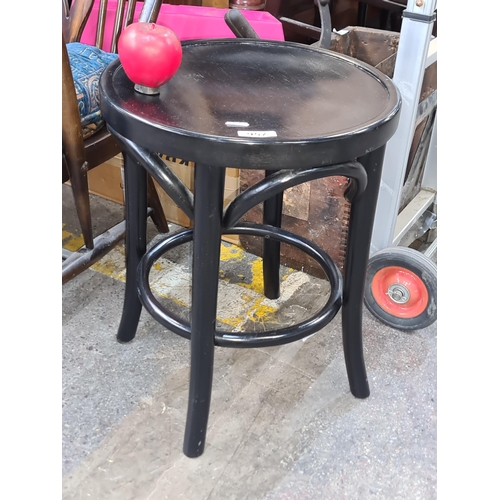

left=62, top=0, right=169, bottom=284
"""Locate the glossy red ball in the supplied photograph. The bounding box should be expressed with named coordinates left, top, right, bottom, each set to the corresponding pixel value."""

left=118, top=23, right=182, bottom=88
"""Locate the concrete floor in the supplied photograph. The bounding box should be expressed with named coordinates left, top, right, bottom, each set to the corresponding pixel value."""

left=62, top=185, right=437, bottom=499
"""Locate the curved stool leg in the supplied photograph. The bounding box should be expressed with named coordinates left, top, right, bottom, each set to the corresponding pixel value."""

left=117, top=153, right=148, bottom=343
left=263, top=170, right=283, bottom=299
left=183, top=165, right=225, bottom=458
left=342, top=146, right=387, bottom=398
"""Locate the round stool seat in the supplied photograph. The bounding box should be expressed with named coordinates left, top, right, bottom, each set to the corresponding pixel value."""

left=100, top=39, right=400, bottom=169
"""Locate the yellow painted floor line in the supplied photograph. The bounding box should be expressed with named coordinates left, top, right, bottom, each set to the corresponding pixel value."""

left=62, top=224, right=85, bottom=252
left=63, top=227, right=308, bottom=331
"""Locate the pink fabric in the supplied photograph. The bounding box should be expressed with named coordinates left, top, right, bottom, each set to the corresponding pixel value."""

left=81, top=3, right=285, bottom=52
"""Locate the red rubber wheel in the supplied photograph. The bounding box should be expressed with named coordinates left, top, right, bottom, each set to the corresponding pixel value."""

left=364, top=247, right=437, bottom=331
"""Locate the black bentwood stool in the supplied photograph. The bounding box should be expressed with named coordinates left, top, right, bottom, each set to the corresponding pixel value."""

left=100, top=36, right=401, bottom=458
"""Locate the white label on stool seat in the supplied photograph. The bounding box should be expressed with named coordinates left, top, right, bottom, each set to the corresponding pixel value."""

left=237, top=130, right=277, bottom=138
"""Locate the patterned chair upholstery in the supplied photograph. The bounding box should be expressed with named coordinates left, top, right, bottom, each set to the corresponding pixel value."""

left=67, top=42, right=119, bottom=139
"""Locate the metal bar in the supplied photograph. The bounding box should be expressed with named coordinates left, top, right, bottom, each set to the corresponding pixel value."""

left=423, top=238, right=438, bottom=259
left=392, top=189, right=436, bottom=246
left=279, top=1, right=331, bottom=47
left=398, top=209, right=436, bottom=247
left=416, top=90, right=437, bottom=126
left=400, top=108, right=436, bottom=208
left=317, top=0, right=332, bottom=50
left=426, top=37, right=438, bottom=68
left=138, top=0, right=161, bottom=23
left=421, top=112, right=437, bottom=192
left=279, top=17, right=322, bottom=40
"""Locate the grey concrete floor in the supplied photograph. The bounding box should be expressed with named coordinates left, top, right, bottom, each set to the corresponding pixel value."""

left=62, top=185, right=437, bottom=499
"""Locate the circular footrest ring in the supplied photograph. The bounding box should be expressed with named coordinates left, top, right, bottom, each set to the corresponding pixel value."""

left=137, top=222, right=343, bottom=348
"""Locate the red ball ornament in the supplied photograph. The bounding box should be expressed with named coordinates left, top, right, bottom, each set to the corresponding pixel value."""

left=118, top=22, right=182, bottom=94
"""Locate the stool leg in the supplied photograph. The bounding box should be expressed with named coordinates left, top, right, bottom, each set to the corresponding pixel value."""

left=183, top=165, right=225, bottom=458
left=342, top=146, right=386, bottom=398
left=116, top=152, right=148, bottom=343
left=263, top=170, right=283, bottom=299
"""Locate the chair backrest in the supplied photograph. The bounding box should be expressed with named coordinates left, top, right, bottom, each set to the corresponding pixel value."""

left=62, top=0, right=162, bottom=52
left=62, top=0, right=94, bottom=44
left=62, top=0, right=162, bottom=179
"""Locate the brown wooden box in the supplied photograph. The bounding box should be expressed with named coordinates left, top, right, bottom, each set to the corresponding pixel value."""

left=87, top=154, right=241, bottom=245
left=87, top=154, right=125, bottom=204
